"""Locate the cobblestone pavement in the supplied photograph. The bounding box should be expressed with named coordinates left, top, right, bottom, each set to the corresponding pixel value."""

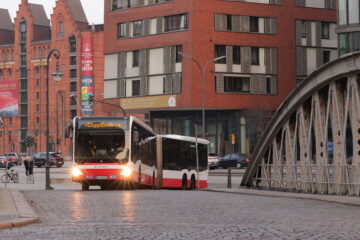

left=0, top=190, right=360, bottom=240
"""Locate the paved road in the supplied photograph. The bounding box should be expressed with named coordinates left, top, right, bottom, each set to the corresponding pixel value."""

left=1, top=190, right=360, bottom=239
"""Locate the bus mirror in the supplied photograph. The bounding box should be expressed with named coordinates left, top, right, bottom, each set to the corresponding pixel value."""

left=133, top=131, right=139, bottom=143
left=65, top=124, right=73, bottom=138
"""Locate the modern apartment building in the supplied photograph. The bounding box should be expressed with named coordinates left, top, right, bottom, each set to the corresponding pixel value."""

left=0, top=0, right=104, bottom=154
left=103, top=0, right=337, bottom=156
left=337, top=0, right=360, bottom=55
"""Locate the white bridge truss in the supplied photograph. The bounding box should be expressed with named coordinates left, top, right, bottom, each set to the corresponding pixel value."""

left=241, top=52, right=360, bottom=196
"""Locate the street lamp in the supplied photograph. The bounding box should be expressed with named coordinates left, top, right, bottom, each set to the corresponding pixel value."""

left=178, top=52, right=225, bottom=138
left=45, top=49, right=63, bottom=190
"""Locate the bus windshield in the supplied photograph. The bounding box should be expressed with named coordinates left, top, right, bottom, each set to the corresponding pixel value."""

left=75, top=130, right=128, bottom=164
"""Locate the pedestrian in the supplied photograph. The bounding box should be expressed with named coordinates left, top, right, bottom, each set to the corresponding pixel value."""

left=28, top=156, right=34, bottom=184
left=24, top=156, right=29, bottom=176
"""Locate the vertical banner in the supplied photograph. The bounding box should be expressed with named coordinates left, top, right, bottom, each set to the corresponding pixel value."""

left=0, top=80, right=18, bottom=117
left=81, top=37, right=94, bottom=115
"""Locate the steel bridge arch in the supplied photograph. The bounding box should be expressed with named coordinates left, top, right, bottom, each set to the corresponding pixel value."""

left=241, top=52, right=360, bottom=195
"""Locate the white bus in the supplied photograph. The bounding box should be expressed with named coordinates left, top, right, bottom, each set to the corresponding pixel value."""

left=66, top=116, right=208, bottom=190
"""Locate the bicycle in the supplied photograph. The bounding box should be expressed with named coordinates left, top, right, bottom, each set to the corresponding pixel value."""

left=1, top=168, right=19, bottom=183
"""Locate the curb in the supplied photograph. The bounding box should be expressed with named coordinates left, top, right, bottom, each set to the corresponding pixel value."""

left=0, top=190, right=38, bottom=229
left=205, top=188, right=360, bottom=207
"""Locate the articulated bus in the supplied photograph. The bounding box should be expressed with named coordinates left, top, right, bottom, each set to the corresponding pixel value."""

left=65, top=116, right=208, bottom=190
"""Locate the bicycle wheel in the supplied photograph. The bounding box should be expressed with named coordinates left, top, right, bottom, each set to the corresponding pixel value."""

left=12, top=174, right=19, bottom=183
left=1, top=174, right=9, bottom=183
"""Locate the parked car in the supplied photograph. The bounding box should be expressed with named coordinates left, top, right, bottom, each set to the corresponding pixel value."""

left=0, top=155, right=13, bottom=168
left=33, top=152, right=64, bottom=168
left=208, top=153, right=219, bottom=170
left=4, top=153, right=21, bottom=165
left=218, top=153, right=251, bottom=169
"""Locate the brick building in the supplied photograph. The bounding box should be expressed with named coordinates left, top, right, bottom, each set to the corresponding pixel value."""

left=103, top=0, right=337, bottom=156
left=0, top=0, right=104, bottom=154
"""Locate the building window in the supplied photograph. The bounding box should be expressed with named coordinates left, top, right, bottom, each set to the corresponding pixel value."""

left=321, top=22, right=330, bottom=39
left=249, top=16, right=259, bottom=33
left=164, top=14, right=188, bottom=32
left=0, top=69, right=2, bottom=78
left=36, top=92, right=40, bottom=100
left=215, top=45, right=226, bottom=64
left=133, top=20, right=143, bottom=36
left=132, top=50, right=139, bottom=67
left=227, top=15, right=232, bottom=31
left=8, top=69, right=12, bottom=76
left=132, top=80, right=140, bottom=96
left=70, top=56, right=77, bottom=66
left=36, top=104, right=40, bottom=112
left=36, top=79, right=40, bottom=87
left=224, top=76, right=250, bottom=93
left=323, top=50, right=331, bottom=64
left=69, top=36, right=76, bottom=52
left=349, top=0, right=360, bottom=24
left=59, top=21, right=64, bottom=34
left=233, top=46, right=241, bottom=65
left=175, top=45, right=182, bottom=63
left=70, top=82, right=77, bottom=92
left=301, top=21, right=307, bottom=38
left=20, top=19, right=26, bottom=42
left=251, top=47, right=259, bottom=65
left=118, top=23, right=126, bottom=38
left=35, top=66, right=39, bottom=75
left=70, top=69, right=77, bottom=78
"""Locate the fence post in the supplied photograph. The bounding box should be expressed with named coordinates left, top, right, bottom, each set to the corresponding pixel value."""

left=227, top=168, right=232, bottom=188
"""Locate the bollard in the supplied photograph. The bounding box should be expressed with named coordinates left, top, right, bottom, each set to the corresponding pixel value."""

left=227, top=168, right=232, bottom=188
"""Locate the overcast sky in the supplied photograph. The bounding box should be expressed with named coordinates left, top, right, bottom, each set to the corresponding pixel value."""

left=0, top=0, right=104, bottom=24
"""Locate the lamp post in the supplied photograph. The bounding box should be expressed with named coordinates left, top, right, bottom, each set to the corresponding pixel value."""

left=45, top=49, right=63, bottom=190
left=178, top=52, right=225, bottom=138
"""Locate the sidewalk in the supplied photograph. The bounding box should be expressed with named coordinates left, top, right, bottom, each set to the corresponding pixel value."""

left=206, top=187, right=360, bottom=207
left=0, top=188, right=38, bottom=229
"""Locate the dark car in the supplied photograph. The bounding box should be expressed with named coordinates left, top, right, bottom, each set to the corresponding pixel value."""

left=218, top=153, right=251, bottom=169
left=33, top=152, right=64, bottom=168
left=4, top=153, right=21, bottom=165
left=0, top=155, right=13, bottom=168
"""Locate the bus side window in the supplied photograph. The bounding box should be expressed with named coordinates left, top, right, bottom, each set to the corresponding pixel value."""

left=132, top=130, right=139, bottom=143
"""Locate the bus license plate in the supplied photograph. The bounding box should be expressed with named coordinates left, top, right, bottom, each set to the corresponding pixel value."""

left=95, top=176, right=108, bottom=179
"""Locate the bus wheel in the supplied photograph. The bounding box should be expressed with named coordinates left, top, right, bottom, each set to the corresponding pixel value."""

left=190, top=175, right=196, bottom=190
left=181, top=174, right=187, bottom=190
left=82, top=182, right=89, bottom=191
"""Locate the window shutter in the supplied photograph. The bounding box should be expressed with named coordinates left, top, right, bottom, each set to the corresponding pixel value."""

left=296, top=47, right=307, bottom=76
left=306, top=21, right=312, bottom=46
left=173, top=73, right=181, bottom=94
left=216, top=74, right=224, bottom=93
left=220, top=14, right=227, bottom=31
left=315, top=22, right=321, bottom=47
left=316, top=48, right=323, bottom=68
left=164, top=74, right=173, bottom=94
left=139, top=50, right=146, bottom=76
left=270, top=76, right=277, bottom=94
left=163, top=46, right=172, bottom=73
left=140, top=76, right=147, bottom=96
left=240, top=16, right=249, bottom=32
left=232, top=15, right=241, bottom=32
left=295, top=21, right=302, bottom=45
left=144, top=19, right=150, bottom=35
left=251, top=75, right=266, bottom=94
left=241, top=47, right=251, bottom=73
left=271, top=48, right=277, bottom=74
left=157, top=17, right=163, bottom=34
left=226, top=46, right=233, bottom=72
left=118, top=52, right=126, bottom=78
left=215, top=14, right=221, bottom=31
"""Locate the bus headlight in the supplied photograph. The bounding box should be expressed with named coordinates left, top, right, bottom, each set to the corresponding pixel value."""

left=121, top=167, right=132, bottom=177
left=72, top=167, right=83, bottom=177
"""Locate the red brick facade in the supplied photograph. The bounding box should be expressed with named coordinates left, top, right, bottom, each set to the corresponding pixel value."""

left=0, top=0, right=104, bottom=155
left=103, top=0, right=336, bottom=155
